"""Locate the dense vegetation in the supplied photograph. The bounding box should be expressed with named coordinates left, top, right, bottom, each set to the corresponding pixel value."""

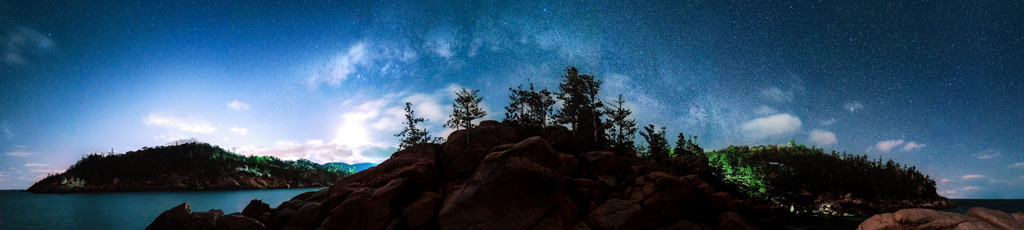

left=30, top=142, right=349, bottom=192
left=707, top=143, right=940, bottom=213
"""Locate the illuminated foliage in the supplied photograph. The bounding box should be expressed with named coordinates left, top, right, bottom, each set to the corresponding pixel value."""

left=706, top=144, right=940, bottom=211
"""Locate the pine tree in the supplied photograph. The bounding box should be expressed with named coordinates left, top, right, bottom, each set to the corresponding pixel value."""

left=444, top=88, right=488, bottom=131
left=674, top=132, right=690, bottom=157
left=395, top=102, right=441, bottom=150
left=603, top=94, right=636, bottom=152
left=553, top=67, right=606, bottom=149
left=640, top=124, right=670, bottom=161
left=504, top=82, right=555, bottom=129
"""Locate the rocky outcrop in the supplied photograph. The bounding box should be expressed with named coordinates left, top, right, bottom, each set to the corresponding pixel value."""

left=146, top=203, right=226, bottom=230
left=858, top=207, right=1024, bottom=230
left=149, top=121, right=757, bottom=230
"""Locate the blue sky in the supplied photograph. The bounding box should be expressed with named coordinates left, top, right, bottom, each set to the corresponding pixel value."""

left=1, top=1, right=1022, bottom=198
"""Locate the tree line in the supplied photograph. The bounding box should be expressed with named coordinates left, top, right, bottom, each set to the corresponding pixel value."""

left=394, top=66, right=702, bottom=161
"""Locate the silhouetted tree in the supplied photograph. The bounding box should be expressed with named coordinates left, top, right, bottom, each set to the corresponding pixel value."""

left=396, top=102, right=441, bottom=150
left=640, top=124, right=670, bottom=161
left=553, top=67, right=606, bottom=149
left=504, top=82, right=556, bottom=129
left=674, top=133, right=704, bottom=156
left=445, top=88, right=487, bottom=131
left=603, top=94, right=636, bottom=152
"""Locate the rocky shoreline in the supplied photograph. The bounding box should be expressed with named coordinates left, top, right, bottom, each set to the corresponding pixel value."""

left=858, top=207, right=1024, bottom=230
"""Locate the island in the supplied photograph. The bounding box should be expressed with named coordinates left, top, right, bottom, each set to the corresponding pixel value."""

left=27, top=142, right=352, bottom=193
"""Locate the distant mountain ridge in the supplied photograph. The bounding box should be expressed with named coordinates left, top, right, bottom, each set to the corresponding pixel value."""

left=323, top=162, right=377, bottom=173
left=27, top=142, right=348, bottom=193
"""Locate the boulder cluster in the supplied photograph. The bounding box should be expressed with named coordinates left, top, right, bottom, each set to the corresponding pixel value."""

left=858, top=207, right=1024, bottom=230
left=147, top=120, right=757, bottom=230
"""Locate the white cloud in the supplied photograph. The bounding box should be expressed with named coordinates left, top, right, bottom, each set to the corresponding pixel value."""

left=973, top=149, right=1001, bottom=159
left=760, top=87, right=792, bottom=102
left=961, top=186, right=981, bottom=191
left=3, top=26, right=56, bottom=66
left=939, top=178, right=953, bottom=184
left=229, top=127, right=249, bottom=135
left=227, top=100, right=250, bottom=111
left=871, top=139, right=905, bottom=153
left=24, top=163, right=48, bottom=167
left=808, top=130, right=838, bottom=146
left=755, top=105, right=777, bottom=115
left=4, top=151, right=33, bottom=157
left=844, top=101, right=864, bottom=112
left=939, top=189, right=957, bottom=196
left=961, top=174, right=984, bottom=180
left=144, top=114, right=216, bottom=134
left=900, top=141, right=925, bottom=152
left=741, top=113, right=802, bottom=140
left=1009, top=162, right=1024, bottom=168
left=820, top=118, right=837, bottom=126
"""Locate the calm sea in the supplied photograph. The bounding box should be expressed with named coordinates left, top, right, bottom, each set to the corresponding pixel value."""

left=0, top=188, right=320, bottom=230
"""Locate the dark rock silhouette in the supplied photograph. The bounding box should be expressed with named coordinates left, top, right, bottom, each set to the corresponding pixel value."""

left=858, top=207, right=1024, bottom=230
left=148, top=121, right=757, bottom=229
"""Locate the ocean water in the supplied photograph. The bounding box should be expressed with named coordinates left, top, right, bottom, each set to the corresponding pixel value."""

left=0, top=188, right=320, bottom=230
left=946, top=199, right=1024, bottom=214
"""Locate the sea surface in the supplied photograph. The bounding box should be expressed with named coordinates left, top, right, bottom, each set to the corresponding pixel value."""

left=0, top=191, right=1021, bottom=230
left=0, top=188, right=320, bottom=230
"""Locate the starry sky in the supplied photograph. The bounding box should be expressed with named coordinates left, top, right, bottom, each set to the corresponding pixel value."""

left=1, top=1, right=1022, bottom=197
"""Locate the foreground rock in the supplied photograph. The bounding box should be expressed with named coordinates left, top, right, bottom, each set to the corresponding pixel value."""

left=858, top=207, right=1024, bottom=230
left=149, top=121, right=758, bottom=229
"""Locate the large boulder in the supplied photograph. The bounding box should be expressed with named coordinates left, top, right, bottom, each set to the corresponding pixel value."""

left=438, top=136, right=569, bottom=230
left=147, top=203, right=192, bottom=230
left=215, top=213, right=266, bottom=230
left=858, top=213, right=897, bottom=230
left=241, top=200, right=271, bottom=219
left=585, top=199, right=643, bottom=230
left=859, top=207, right=1024, bottom=230
left=893, top=208, right=976, bottom=229
left=441, top=121, right=519, bottom=180
left=402, top=192, right=444, bottom=228
left=967, top=207, right=1024, bottom=230
left=189, top=209, right=223, bottom=230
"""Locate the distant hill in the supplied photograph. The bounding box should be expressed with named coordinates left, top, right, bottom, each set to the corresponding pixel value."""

left=706, top=144, right=952, bottom=216
left=323, top=162, right=376, bottom=173
left=27, top=142, right=349, bottom=193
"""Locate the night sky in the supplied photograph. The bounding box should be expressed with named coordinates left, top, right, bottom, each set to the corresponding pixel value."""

left=1, top=1, right=1022, bottom=198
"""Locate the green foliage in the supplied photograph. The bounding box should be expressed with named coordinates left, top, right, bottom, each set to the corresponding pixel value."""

left=640, top=124, right=670, bottom=161
left=49, top=142, right=347, bottom=185
left=445, top=88, right=487, bottom=130
left=553, top=67, right=607, bottom=149
left=706, top=145, right=940, bottom=208
left=603, top=94, right=637, bottom=152
left=396, top=102, right=442, bottom=150
left=504, top=82, right=556, bottom=129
